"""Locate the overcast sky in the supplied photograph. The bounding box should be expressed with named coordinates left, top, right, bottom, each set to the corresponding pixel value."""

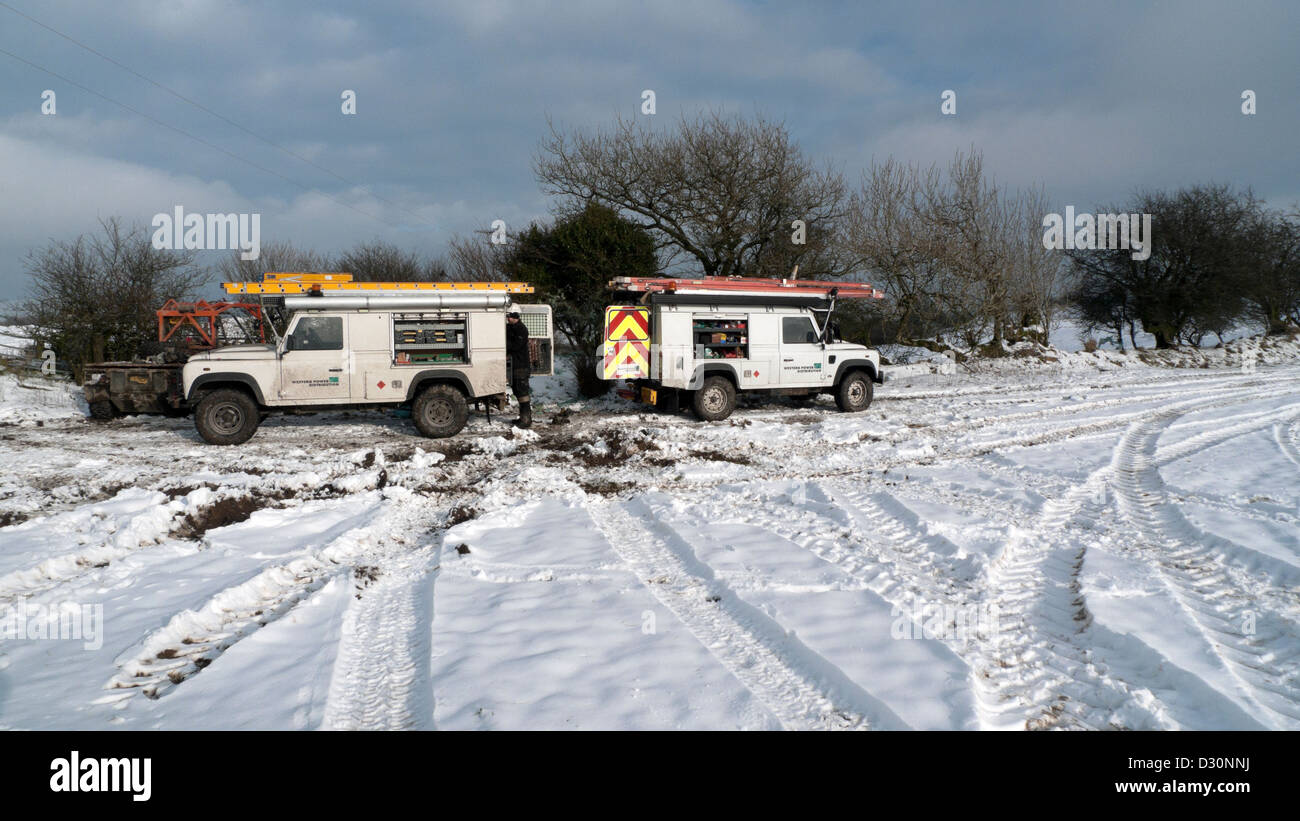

left=1, top=0, right=1297, bottom=298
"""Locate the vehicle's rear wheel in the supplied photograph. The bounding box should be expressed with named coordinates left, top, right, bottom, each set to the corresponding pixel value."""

left=692, top=376, right=737, bottom=421
left=835, top=370, right=873, bottom=412
left=195, top=389, right=261, bottom=445
left=88, top=400, right=116, bottom=421
left=413, top=384, right=468, bottom=438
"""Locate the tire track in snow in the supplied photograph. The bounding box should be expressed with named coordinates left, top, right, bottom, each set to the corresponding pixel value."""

left=102, top=552, right=347, bottom=700
left=1168, top=489, right=1300, bottom=529
left=976, top=388, right=1300, bottom=729
left=0, top=465, right=392, bottom=607
left=322, top=545, right=440, bottom=730
left=877, top=368, right=1262, bottom=404
left=892, top=377, right=1292, bottom=443
left=1111, top=404, right=1300, bottom=729
left=1275, top=420, right=1300, bottom=470
left=99, top=490, right=422, bottom=703
left=1150, top=401, right=1300, bottom=469
left=669, top=380, right=1300, bottom=493
left=588, top=497, right=899, bottom=730
left=711, top=483, right=996, bottom=680
left=975, top=473, right=1152, bottom=730
left=790, top=483, right=978, bottom=605
left=703, top=459, right=1168, bottom=730
left=0, top=492, right=183, bottom=607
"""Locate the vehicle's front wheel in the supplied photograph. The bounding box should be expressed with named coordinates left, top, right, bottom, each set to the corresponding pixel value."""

left=413, top=384, right=469, bottom=438
left=692, top=376, right=737, bottom=421
left=195, top=389, right=261, bottom=445
left=835, top=370, right=873, bottom=412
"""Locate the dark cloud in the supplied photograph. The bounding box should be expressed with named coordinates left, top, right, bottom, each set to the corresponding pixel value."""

left=0, top=0, right=1295, bottom=295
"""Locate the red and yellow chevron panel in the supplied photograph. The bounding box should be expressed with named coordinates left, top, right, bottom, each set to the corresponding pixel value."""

left=602, top=340, right=650, bottom=379
left=604, top=306, right=649, bottom=341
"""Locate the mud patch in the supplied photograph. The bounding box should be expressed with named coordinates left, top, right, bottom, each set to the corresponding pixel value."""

left=445, top=504, right=478, bottom=527
left=690, top=449, right=753, bottom=466
left=579, top=479, right=636, bottom=495
left=0, top=511, right=29, bottom=528
left=162, top=482, right=220, bottom=500
left=432, top=442, right=474, bottom=464
left=564, top=428, right=663, bottom=468
left=173, top=493, right=284, bottom=540
left=353, top=564, right=381, bottom=598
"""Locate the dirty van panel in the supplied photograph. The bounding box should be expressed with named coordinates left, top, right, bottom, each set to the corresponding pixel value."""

left=278, top=314, right=350, bottom=401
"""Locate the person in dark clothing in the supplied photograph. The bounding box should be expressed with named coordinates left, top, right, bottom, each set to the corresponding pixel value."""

left=505, top=311, right=532, bottom=428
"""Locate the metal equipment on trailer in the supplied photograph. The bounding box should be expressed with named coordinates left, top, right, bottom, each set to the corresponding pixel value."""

left=82, top=300, right=268, bottom=418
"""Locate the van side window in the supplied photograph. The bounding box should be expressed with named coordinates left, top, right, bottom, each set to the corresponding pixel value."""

left=290, top=316, right=343, bottom=351
left=782, top=316, right=818, bottom=345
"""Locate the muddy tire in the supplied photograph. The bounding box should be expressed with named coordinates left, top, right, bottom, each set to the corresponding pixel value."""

left=692, top=376, right=736, bottom=422
left=835, top=370, right=873, bottom=412
left=195, top=389, right=260, bottom=445
left=88, top=400, right=116, bottom=421
left=413, top=384, right=468, bottom=438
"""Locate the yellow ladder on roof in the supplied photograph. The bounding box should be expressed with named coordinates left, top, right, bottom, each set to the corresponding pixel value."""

left=222, top=272, right=534, bottom=294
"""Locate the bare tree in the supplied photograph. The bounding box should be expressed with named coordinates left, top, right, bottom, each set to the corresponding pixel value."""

left=845, top=157, right=950, bottom=344
left=216, top=239, right=329, bottom=283
left=22, top=218, right=206, bottom=379
left=1067, top=185, right=1258, bottom=349
left=333, top=240, right=428, bottom=281
left=444, top=231, right=508, bottom=282
left=536, top=110, right=851, bottom=279
left=1006, top=185, right=1064, bottom=344
left=847, top=148, right=1057, bottom=353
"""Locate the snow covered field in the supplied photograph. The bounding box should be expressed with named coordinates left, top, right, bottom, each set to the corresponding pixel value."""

left=0, top=358, right=1297, bottom=730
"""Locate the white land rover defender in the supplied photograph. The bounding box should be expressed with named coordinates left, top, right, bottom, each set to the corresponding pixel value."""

left=183, top=286, right=552, bottom=445
left=601, top=276, right=883, bottom=421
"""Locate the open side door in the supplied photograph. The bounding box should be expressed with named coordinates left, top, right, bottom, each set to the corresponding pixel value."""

left=518, top=305, right=555, bottom=376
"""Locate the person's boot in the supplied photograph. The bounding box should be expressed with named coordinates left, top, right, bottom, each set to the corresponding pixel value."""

left=513, top=400, right=532, bottom=429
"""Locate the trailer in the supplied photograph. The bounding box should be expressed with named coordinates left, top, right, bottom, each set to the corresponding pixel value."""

left=82, top=300, right=268, bottom=419
left=601, top=276, right=884, bottom=421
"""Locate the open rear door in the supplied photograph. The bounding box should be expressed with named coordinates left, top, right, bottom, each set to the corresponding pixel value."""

left=518, top=305, right=554, bottom=376
left=602, top=305, right=651, bottom=380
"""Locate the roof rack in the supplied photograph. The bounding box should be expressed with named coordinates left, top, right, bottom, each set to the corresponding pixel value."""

left=609, top=275, right=883, bottom=300
left=224, top=272, right=534, bottom=295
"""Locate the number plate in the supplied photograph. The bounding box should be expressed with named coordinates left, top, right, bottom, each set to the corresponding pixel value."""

left=640, top=387, right=657, bottom=405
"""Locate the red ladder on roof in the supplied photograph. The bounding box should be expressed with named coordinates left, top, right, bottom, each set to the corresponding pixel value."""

left=609, top=275, right=884, bottom=299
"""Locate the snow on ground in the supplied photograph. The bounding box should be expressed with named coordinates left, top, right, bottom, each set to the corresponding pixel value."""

left=0, top=351, right=1298, bottom=729
left=0, top=325, right=36, bottom=358
left=0, top=372, right=85, bottom=425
